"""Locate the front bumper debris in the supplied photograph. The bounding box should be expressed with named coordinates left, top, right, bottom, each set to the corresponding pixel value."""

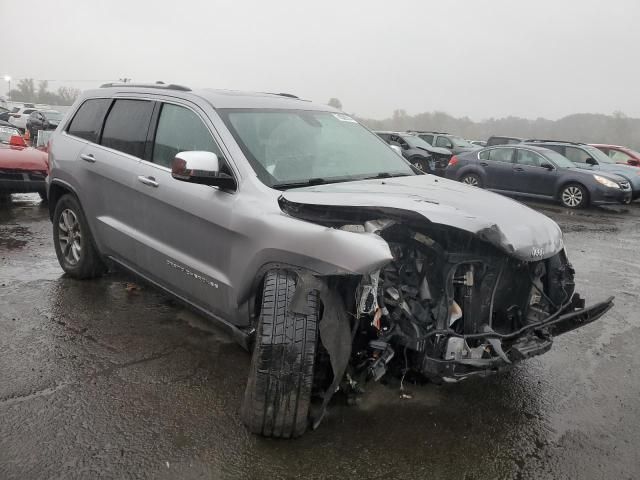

left=422, top=296, right=614, bottom=382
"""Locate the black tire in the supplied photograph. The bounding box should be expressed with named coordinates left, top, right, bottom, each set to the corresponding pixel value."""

left=559, top=183, right=588, bottom=209
left=241, top=269, right=319, bottom=438
left=460, top=173, right=482, bottom=188
left=52, top=194, right=106, bottom=279
left=410, top=156, right=430, bottom=173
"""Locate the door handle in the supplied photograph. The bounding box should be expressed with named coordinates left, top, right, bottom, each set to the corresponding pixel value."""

left=480, top=162, right=489, bottom=166
left=137, top=175, right=159, bottom=188
left=80, top=153, right=96, bottom=163
left=514, top=167, right=524, bottom=172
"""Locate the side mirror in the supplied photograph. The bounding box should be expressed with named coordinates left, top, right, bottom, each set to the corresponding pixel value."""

left=9, top=135, right=26, bottom=147
left=585, top=157, right=597, bottom=166
left=540, top=162, right=554, bottom=170
left=390, top=145, right=403, bottom=156
left=171, top=151, right=236, bottom=190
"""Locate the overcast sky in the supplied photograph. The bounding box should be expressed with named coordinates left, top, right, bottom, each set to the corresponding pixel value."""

left=1, top=0, right=639, bottom=120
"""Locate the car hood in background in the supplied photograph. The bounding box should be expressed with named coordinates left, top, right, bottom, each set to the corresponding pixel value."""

left=280, top=175, right=564, bottom=261
left=580, top=164, right=640, bottom=188
left=0, top=145, right=49, bottom=171
left=417, top=145, right=452, bottom=156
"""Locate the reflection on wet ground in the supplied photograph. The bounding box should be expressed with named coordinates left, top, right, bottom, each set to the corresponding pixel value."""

left=1, top=193, right=639, bottom=479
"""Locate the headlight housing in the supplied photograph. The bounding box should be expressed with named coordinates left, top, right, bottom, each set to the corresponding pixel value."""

left=593, top=175, right=620, bottom=189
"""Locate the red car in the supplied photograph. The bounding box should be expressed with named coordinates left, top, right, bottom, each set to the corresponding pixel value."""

left=0, top=126, right=49, bottom=200
left=590, top=144, right=640, bottom=167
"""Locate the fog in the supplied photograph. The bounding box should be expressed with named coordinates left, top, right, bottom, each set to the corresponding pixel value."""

left=1, top=0, right=639, bottom=120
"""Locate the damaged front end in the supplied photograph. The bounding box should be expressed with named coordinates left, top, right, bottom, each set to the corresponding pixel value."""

left=280, top=197, right=613, bottom=397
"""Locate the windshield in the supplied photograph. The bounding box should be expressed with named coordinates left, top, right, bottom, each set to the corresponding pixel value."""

left=44, top=111, right=63, bottom=120
left=403, top=135, right=434, bottom=150
left=541, top=149, right=576, bottom=168
left=0, top=126, right=20, bottom=144
left=450, top=136, right=474, bottom=148
left=584, top=145, right=614, bottom=164
left=220, top=109, right=414, bottom=188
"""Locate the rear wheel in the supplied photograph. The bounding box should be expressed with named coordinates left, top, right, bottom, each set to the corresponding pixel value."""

left=52, top=194, right=106, bottom=278
left=241, top=269, right=319, bottom=438
left=460, top=173, right=482, bottom=188
left=560, top=183, right=588, bottom=209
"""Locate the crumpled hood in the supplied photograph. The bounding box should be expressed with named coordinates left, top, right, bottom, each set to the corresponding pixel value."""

left=417, top=145, right=451, bottom=156
left=281, top=175, right=564, bottom=261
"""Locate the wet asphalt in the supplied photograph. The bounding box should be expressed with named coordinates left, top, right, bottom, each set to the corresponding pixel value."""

left=0, top=194, right=639, bottom=480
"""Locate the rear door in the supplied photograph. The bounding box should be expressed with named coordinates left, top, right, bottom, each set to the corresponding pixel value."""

left=78, top=98, right=156, bottom=264
left=512, top=148, right=556, bottom=196
left=131, top=100, right=238, bottom=320
left=480, top=147, right=515, bottom=189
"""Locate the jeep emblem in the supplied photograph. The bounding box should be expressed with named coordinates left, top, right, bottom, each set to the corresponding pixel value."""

left=530, top=247, right=545, bottom=258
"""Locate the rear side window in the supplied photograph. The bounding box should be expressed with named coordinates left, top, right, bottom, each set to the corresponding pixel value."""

left=101, top=99, right=154, bottom=158
left=152, top=103, right=223, bottom=168
left=478, top=150, right=489, bottom=160
left=67, top=99, right=111, bottom=143
left=23, top=109, right=36, bottom=115
left=420, top=134, right=434, bottom=144
left=488, top=148, right=514, bottom=163
left=435, top=136, right=452, bottom=148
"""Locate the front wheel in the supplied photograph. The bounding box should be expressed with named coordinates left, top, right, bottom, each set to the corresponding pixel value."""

left=410, top=156, right=430, bottom=173
left=560, top=183, right=588, bottom=209
left=241, top=270, right=319, bottom=438
left=52, top=194, right=106, bottom=278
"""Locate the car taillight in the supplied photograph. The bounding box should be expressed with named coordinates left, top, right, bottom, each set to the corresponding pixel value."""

left=448, top=155, right=459, bottom=167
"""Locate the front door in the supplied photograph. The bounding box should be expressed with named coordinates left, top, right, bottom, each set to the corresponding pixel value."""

left=132, top=101, right=238, bottom=320
left=512, top=148, right=556, bottom=196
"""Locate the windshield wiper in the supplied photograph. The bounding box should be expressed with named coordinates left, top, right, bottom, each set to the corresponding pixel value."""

left=272, top=177, right=341, bottom=190
left=361, top=172, right=409, bottom=180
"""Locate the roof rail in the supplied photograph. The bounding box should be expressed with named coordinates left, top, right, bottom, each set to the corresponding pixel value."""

left=99, top=82, right=192, bottom=92
left=524, top=139, right=585, bottom=145
left=407, top=130, right=450, bottom=135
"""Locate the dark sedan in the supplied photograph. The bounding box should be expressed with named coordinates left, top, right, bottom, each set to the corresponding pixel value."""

left=26, top=110, right=63, bottom=143
left=445, top=144, right=632, bottom=208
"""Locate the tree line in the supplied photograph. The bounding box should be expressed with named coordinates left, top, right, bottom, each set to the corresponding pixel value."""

left=328, top=99, right=640, bottom=151
left=7, top=79, right=80, bottom=106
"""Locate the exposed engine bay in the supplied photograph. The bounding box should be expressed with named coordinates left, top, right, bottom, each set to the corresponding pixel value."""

left=279, top=198, right=614, bottom=427
left=349, top=221, right=581, bottom=384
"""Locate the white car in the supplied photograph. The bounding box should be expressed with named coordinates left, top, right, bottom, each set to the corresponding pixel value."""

left=9, top=106, right=40, bottom=131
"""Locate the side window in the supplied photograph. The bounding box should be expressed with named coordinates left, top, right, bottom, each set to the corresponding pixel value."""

left=478, top=150, right=489, bottom=160
left=564, top=147, right=591, bottom=164
left=421, top=134, right=434, bottom=144
left=435, top=136, right=452, bottom=148
left=610, top=150, right=631, bottom=163
left=152, top=103, right=223, bottom=168
left=377, top=133, right=391, bottom=142
left=516, top=149, right=543, bottom=166
left=67, top=99, right=112, bottom=143
left=23, top=109, right=35, bottom=115
left=488, top=148, right=514, bottom=163
left=101, top=99, right=154, bottom=158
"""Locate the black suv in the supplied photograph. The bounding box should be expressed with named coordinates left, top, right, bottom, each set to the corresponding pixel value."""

left=486, top=136, right=523, bottom=147
left=445, top=144, right=632, bottom=208
left=409, top=131, right=481, bottom=155
left=375, top=131, right=451, bottom=175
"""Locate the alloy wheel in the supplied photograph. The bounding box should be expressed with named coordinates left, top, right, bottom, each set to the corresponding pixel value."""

left=58, top=209, right=82, bottom=265
left=562, top=186, right=583, bottom=207
left=462, top=176, right=479, bottom=187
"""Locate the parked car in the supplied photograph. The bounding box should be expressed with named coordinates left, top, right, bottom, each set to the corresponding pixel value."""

left=486, top=136, right=523, bottom=147
left=469, top=140, right=486, bottom=147
left=375, top=131, right=451, bottom=175
left=0, top=106, right=13, bottom=122
left=26, top=110, right=63, bottom=142
left=0, top=128, right=48, bottom=200
left=523, top=140, right=640, bottom=199
left=590, top=144, right=640, bottom=167
left=47, top=83, right=612, bottom=438
left=409, top=131, right=481, bottom=155
left=8, top=106, right=40, bottom=131
left=446, top=144, right=631, bottom=208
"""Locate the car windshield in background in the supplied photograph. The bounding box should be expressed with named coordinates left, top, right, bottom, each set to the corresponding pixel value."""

left=221, top=109, right=414, bottom=188
left=0, top=126, right=20, bottom=143
left=584, top=145, right=614, bottom=164
left=542, top=149, right=576, bottom=168
left=450, top=136, right=474, bottom=147
left=404, top=135, right=435, bottom=150
left=44, top=111, right=63, bottom=120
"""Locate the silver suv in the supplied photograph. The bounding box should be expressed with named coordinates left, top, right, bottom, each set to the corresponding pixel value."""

left=47, top=84, right=613, bottom=438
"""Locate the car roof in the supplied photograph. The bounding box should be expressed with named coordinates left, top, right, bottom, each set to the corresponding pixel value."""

left=487, top=144, right=551, bottom=153
left=88, top=85, right=334, bottom=112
